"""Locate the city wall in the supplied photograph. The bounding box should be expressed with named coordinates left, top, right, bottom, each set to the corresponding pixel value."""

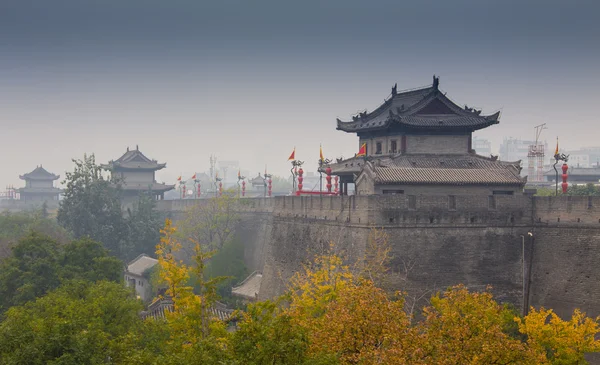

left=157, top=195, right=600, bottom=319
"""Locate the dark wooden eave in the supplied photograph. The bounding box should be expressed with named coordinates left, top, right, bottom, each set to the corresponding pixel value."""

left=336, top=76, right=500, bottom=133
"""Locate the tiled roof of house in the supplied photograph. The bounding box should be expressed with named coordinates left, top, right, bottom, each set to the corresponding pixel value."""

left=232, top=271, right=262, bottom=301
left=126, top=254, right=158, bottom=276
left=104, top=147, right=166, bottom=171
left=142, top=297, right=234, bottom=321
left=337, top=76, right=500, bottom=133
left=19, top=166, right=60, bottom=181
left=353, top=154, right=525, bottom=186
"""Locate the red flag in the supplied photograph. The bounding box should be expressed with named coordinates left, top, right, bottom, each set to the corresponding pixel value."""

left=319, top=145, right=324, bottom=161
left=191, top=173, right=196, bottom=180
left=177, top=176, right=182, bottom=181
left=288, top=148, right=296, bottom=161
left=357, top=143, right=367, bottom=157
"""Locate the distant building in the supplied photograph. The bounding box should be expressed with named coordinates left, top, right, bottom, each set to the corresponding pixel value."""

left=18, top=166, right=62, bottom=201
left=232, top=271, right=262, bottom=302
left=124, top=254, right=158, bottom=302
left=472, top=136, right=492, bottom=156
left=103, top=146, right=175, bottom=203
left=331, top=76, right=525, bottom=195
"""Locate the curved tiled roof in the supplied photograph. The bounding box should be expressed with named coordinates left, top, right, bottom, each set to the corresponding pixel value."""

left=232, top=271, right=262, bottom=301
left=373, top=167, right=523, bottom=186
left=336, top=76, right=500, bottom=133
left=19, top=166, right=60, bottom=181
left=104, top=147, right=166, bottom=171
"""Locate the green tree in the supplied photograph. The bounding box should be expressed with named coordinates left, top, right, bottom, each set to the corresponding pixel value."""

left=0, top=211, right=69, bottom=259
left=0, top=280, right=143, bottom=365
left=57, top=154, right=127, bottom=257
left=0, top=233, right=123, bottom=313
left=125, top=193, right=164, bottom=261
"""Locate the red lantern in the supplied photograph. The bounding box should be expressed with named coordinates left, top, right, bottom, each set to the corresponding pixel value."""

left=219, top=182, right=223, bottom=196
left=268, top=178, right=272, bottom=197
left=561, top=163, right=568, bottom=194
left=296, top=168, right=304, bottom=195
left=242, top=180, right=246, bottom=197
left=182, top=185, right=187, bottom=199
left=325, top=167, right=332, bottom=193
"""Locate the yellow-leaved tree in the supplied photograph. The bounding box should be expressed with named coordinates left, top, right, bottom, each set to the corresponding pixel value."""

left=517, top=307, right=600, bottom=364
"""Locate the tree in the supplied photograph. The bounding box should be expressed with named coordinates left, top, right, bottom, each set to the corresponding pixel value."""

left=0, top=210, right=69, bottom=259
left=0, top=232, right=123, bottom=313
left=177, top=192, right=240, bottom=252
left=125, top=193, right=164, bottom=261
left=57, top=154, right=128, bottom=257
left=414, top=285, right=538, bottom=365
left=517, top=307, right=600, bottom=364
left=0, top=280, right=143, bottom=365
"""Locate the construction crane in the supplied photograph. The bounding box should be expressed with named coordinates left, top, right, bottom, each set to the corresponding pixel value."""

left=527, top=123, right=547, bottom=182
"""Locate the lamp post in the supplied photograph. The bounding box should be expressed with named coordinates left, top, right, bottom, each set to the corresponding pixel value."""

left=237, top=174, right=246, bottom=198
left=262, top=173, right=272, bottom=198
left=317, top=158, right=331, bottom=197
left=178, top=181, right=185, bottom=199
left=215, top=176, right=222, bottom=198
left=520, top=232, right=533, bottom=316
left=553, top=151, right=569, bottom=196
left=290, top=160, right=303, bottom=193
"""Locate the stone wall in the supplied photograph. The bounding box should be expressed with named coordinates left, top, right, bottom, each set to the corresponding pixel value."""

left=157, top=195, right=600, bottom=322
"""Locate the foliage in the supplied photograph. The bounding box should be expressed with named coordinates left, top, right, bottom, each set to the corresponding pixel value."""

left=0, top=280, right=142, bottom=365
left=124, top=193, right=164, bottom=261
left=204, top=236, right=248, bottom=306
left=0, top=210, right=69, bottom=260
left=154, top=219, right=230, bottom=357
left=568, top=183, right=600, bottom=196
left=270, top=175, right=293, bottom=193
left=231, top=300, right=311, bottom=365
left=0, top=232, right=123, bottom=313
left=517, top=307, right=600, bottom=364
left=57, top=154, right=128, bottom=257
left=177, top=192, right=240, bottom=252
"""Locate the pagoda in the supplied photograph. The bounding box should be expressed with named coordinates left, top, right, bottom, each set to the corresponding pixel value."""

left=103, top=146, right=175, bottom=202
left=18, top=166, right=62, bottom=201
left=331, top=76, right=525, bottom=196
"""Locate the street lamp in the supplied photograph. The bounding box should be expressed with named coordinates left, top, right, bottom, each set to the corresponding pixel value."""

left=520, top=231, right=533, bottom=316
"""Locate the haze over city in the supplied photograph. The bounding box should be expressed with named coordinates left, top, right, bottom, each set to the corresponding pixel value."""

left=1, top=0, right=599, bottom=187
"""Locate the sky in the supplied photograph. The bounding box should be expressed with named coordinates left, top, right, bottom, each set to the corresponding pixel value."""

left=1, top=0, right=599, bottom=187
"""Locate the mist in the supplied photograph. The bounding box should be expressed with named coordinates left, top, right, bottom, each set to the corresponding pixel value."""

left=1, top=0, right=599, bottom=187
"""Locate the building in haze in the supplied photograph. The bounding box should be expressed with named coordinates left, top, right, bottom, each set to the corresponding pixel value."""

left=472, top=136, right=493, bottom=156
left=18, top=166, right=62, bottom=202
left=499, top=138, right=549, bottom=177
left=330, top=76, right=525, bottom=196
left=103, top=146, right=175, bottom=203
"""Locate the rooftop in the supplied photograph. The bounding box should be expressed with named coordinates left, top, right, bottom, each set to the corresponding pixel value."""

left=336, top=76, right=500, bottom=134
left=104, top=146, right=167, bottom=171
left=337, top=154, right=525, bottom=186
left=19, top=166, right=60, bottom=181
left=126, top=254, right=158, bottom=276
left=232, top=271, right=262, bottom=300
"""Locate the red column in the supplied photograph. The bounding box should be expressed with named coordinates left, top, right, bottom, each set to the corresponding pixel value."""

left=334, top=175, right=339, bottom=195
left=561, top=163, right=569, bottom=194
left=325, top=167, right=332, bottom=193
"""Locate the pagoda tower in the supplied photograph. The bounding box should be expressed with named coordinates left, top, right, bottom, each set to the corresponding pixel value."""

left=103, top=146, right=175, bottom=202
left=18, top=166, right=62, bottom=201
left=331, top=76, right=525, bottom=196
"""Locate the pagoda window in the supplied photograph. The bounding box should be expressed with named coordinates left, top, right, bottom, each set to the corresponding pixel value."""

left=391, top=140, right=397, bottom=154
left=376, top=142, right=382, bottom=155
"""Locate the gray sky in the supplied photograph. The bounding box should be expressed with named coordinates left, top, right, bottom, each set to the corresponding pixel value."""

left=1, top=0, right=599, bottom=187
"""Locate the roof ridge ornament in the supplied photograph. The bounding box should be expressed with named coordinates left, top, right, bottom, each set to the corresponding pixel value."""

left=433, top=75, right=440, bottom=90
left=391, top=83, right=397, bottom=95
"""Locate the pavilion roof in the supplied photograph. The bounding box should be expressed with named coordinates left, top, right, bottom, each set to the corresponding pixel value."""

left=232, top=271, right=262, bottom=301
left=19, top=166, right=60, bottom=181
left=104, top=147, right=166, bottom=171
left=336, top=76, right=500, bottom=133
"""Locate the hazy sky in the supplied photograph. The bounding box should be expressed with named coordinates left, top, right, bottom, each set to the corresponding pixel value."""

left=1, top=0, right=599, bottom=187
